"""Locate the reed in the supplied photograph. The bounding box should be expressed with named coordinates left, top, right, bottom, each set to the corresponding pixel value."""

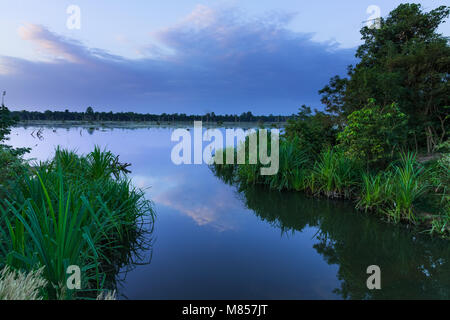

left=0, top=148, right=154, bottom=299
left=310, top=148, right=360, bottom=198
left=385, top=152, right=427, bottom=222
left=266, top=137, right=311, bottom=191
left=0, top=266, right=47, bottom=300
left=356, top=172, right=386, bottom=212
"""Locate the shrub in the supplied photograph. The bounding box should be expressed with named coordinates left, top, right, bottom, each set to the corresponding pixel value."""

left=337, top=99, right=408, bottom=167
left=0, top=147, right=29, bottom=197
left=285, top=105, right=337, bottom=156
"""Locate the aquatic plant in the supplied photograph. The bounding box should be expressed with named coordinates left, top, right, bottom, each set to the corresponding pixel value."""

left=0, top=148, right=154, bottom=299
left=265, top=137, right=311, bottom=191
left=210, top=131, right=448, bottom=238
left=210, top=147, right=237, bottom=185
left=384, top=152, right=427, bottom=222
left=310, top=148, right=360, bottom=198
left=356, top=172, right=386, bottom=212
left=86, top=146, right=131, bottom=180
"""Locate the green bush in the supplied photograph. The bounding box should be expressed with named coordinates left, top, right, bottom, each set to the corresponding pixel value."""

left=284, top=105, right=337, bottom=156
left=0, top=148, right=29, bottom=198
left=337, top=99, right=408, bottom=167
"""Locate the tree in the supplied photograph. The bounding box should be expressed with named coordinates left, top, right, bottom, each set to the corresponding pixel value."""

left=337, top=99, right=408, bottom=166
left=320, top=4, right=450, bottom=153
left=85, top=106, right=94, bottom=121
left=0, top=104, right=16, bottom=143
left=0, top=100, right=29, bottom=156
left=318, top=74, right=349, bottom=128
left=285, top=105, right=337, bottom=156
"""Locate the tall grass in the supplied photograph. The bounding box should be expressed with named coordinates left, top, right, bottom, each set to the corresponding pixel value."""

left=87, top=146, right=131, bottom=180
left=212, top=137, right=447, bottom=235
left=384, top=152, right=427, bottom=222
left=210, top=147, right=237, bottom=185
left=266, top=137, right=311, bottom=191
left=356, top=153, right=427, bottom=222
left=0, top=266, right=47, bottom=300
left=216, top=134, right=312, bottom=191
left=1, top=172, right=107, bottom=299
left=426, top=147, right=449, bottom=236
left=0, top=147, right=154, bottom=299
left=357, top=172, right=386, bottom=212
left=310, top=148, right=360, bottom=199
left=213, top=138, right=359, bottom=197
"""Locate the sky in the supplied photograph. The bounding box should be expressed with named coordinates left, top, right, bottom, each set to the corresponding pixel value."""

left=0, top=0, right=448, bottom=115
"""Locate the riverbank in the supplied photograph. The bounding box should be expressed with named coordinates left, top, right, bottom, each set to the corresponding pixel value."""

left=212, top=135, right=450, bottom=239
left=15, top=120, right=287, bottom=129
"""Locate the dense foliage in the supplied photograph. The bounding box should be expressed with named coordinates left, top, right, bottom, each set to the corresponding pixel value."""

left=0, top=105, right=15, bottom=143
left=337, top=99, right=408, bottom=166
left=319, top=4, right=449, bottom=154
left=284, top=105, right=337, bottom=155
left=213, top=4, right=450, bottom=238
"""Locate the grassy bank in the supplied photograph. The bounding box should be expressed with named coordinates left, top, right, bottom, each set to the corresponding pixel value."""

left=211, top=134, right=449, bottom=239
left=0, top=146, right=154, bottom=299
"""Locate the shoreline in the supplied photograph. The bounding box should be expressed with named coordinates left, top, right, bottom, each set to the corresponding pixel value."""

left=14, top=120, right=287, bottom=129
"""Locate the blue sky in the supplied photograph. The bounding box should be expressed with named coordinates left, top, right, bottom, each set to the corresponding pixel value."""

left=0, top=1, right=448, bottom=115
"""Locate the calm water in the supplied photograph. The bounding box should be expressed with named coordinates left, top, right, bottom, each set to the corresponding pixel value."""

left=8, top=126, right=450, bottom=300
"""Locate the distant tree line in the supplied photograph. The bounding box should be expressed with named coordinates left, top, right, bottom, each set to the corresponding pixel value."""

left=10, top=107, right=294, bottom=124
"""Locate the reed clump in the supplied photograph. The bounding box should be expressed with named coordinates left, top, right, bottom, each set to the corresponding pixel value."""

left=0, top=147, right=154, bottom=299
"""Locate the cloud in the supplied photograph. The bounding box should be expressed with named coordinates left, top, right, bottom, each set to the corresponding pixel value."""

left=152, top=171, right=242, bottom=231
left=0, top=5, right=356, bottom=114
left=18, top=23, right=87, bottom=63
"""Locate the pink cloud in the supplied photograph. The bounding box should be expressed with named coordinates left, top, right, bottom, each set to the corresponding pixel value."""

left=18, top=23, right=87, bottom=63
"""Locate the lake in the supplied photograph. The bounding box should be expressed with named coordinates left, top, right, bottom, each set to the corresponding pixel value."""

left=8, top=125, right=450, bottom=300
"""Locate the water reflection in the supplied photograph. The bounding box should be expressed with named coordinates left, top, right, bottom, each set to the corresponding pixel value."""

left=152, top=171, right=245, bottom=231
left=104, top=217, right=155, bottom=298
left=236, top=186, right=450, bottom=299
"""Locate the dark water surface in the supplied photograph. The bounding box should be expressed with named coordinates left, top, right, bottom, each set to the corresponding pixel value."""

left=9, top=126, right=450, bottom=300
